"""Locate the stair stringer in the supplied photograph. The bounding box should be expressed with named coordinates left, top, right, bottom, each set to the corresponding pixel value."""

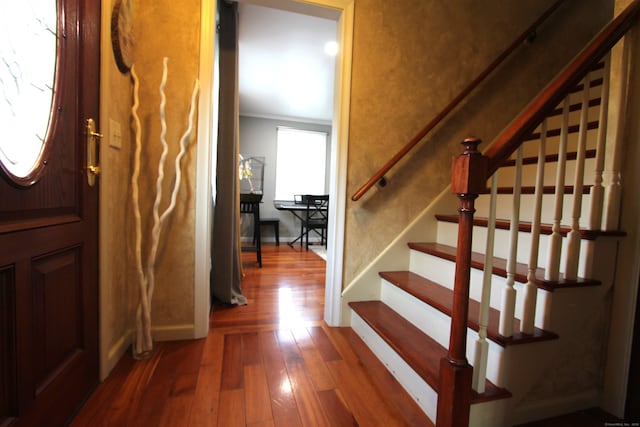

left=350, top=310, right=440, bottom=421
left=339, top=185, right=458, bottom=325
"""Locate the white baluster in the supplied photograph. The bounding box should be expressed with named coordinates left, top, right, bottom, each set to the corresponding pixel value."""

left=499, top=147, right=522, bottom=337
left=564, top=71, right=591, bottom=280
left=589, top=55, right=610, bottom=230
left=473, top=172, right=498, bottom=392
left=545, top=97, right=570, bottom=281
left=522, top=120, right=547, bottom=334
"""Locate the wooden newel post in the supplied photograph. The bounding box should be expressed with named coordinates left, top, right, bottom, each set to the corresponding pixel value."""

left=436, top=137, right=488, bottom=427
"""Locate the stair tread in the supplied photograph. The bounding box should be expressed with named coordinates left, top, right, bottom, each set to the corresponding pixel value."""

left=349, top=300, right=511, bottom=404
left=435, top=214, right=626, bottom=241
left=379, top=271, right=558, bottom=347
left=407, top=242, right=601, bottom=291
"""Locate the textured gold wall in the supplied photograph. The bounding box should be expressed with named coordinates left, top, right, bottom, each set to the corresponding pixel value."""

left=130, top=0, right=200, bottom=328
left=344, top=0, right=612, bottom=284
left=100, top=0, right=136, bottom=377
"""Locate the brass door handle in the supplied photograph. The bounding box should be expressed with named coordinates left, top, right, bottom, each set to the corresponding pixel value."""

left=85, top=118, right=102, bottom=186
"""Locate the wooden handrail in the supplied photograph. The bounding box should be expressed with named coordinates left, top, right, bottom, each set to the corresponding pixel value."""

left=483, top=0, right=640, bottom=176
left=351, top=0, right=566, bottom=202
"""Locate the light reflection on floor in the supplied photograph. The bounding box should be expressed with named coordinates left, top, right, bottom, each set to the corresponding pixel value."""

left=278, top=286, right=316, bottom=328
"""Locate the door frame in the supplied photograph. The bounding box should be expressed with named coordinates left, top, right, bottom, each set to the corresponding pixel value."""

left=194, top=0, right=354, bottom=335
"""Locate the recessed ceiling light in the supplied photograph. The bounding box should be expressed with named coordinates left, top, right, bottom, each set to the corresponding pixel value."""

left=324, top=41, right=339, bottom=56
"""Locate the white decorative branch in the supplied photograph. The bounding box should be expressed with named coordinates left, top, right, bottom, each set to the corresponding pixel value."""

left=130, top=58, right=200, bottom=358
left=144, top=57, right=170, bottom=342
left=130, top=64, right=152, bottom=356
left=147, top=62, right=200, bottom=308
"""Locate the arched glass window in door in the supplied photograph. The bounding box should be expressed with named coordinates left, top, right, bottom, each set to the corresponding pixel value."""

left=0, top=1, right=58, bottom=185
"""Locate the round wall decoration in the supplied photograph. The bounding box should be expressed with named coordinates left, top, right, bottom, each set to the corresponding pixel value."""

left=111, top=0, right=134, bottom=73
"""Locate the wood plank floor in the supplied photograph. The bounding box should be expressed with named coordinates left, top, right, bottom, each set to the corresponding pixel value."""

left=71, top=244, right=433, bottom=427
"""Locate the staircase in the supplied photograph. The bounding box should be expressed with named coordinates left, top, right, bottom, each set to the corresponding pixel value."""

left=343, top=4, right=640, bottom=425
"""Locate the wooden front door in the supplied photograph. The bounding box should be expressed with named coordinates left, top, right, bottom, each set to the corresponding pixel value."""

left=0, top=1, right=100, bottom=425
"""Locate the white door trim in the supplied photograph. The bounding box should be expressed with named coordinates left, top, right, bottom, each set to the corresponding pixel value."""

left=321, top=0, right=354, bottom=326
left=193, top=0, right=217, bottom=338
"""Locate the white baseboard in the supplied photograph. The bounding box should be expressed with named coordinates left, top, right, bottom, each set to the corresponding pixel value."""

left=101, top=330, right=132, bottom=381
left=152, top=323, right=196, bottom=341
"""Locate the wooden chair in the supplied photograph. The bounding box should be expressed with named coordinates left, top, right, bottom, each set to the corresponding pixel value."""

left=301, top=195, right=329, bottom=250
left=240, top=193, right=262, bottom=267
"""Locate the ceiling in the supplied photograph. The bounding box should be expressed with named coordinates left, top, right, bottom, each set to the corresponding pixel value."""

left=237, top=2, right=338, bottom=124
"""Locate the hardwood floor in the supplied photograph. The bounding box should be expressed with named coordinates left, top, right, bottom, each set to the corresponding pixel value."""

left=69, top=243, right=628, bottom=427
left=71, top=244, right=432, bottom=427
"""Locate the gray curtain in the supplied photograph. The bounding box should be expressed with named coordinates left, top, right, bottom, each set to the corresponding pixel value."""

left=211, top=0, right=247, bottom=305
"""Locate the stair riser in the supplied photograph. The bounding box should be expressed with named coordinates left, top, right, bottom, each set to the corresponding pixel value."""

left=544, top=96, right=600, bottom=121
left=350, top=311, right=438, bottom=422
left=436, top=220, right=593, bottom=276
left=381, top=279, right=507, bottom=387
left=514, top=122, right=599, bottom=159
left=495, top=156, right=596, bottom=189
left=409, top=249, right=552, bottom=328
left=474, top=193, right=593, bottom=229
left=539, top=95, right=601, bottom=129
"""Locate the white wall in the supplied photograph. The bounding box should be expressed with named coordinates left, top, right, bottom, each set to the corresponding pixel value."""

left=239, top=115, right=331, bottom=243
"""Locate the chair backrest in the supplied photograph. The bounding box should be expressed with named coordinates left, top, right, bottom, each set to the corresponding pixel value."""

left=303, top=194, right=329, bottom=223
left=240, top=193, right=262, bottom=215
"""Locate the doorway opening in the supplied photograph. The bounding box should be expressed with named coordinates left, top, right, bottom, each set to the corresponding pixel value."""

left=194, top=0, right=354, bottom=335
